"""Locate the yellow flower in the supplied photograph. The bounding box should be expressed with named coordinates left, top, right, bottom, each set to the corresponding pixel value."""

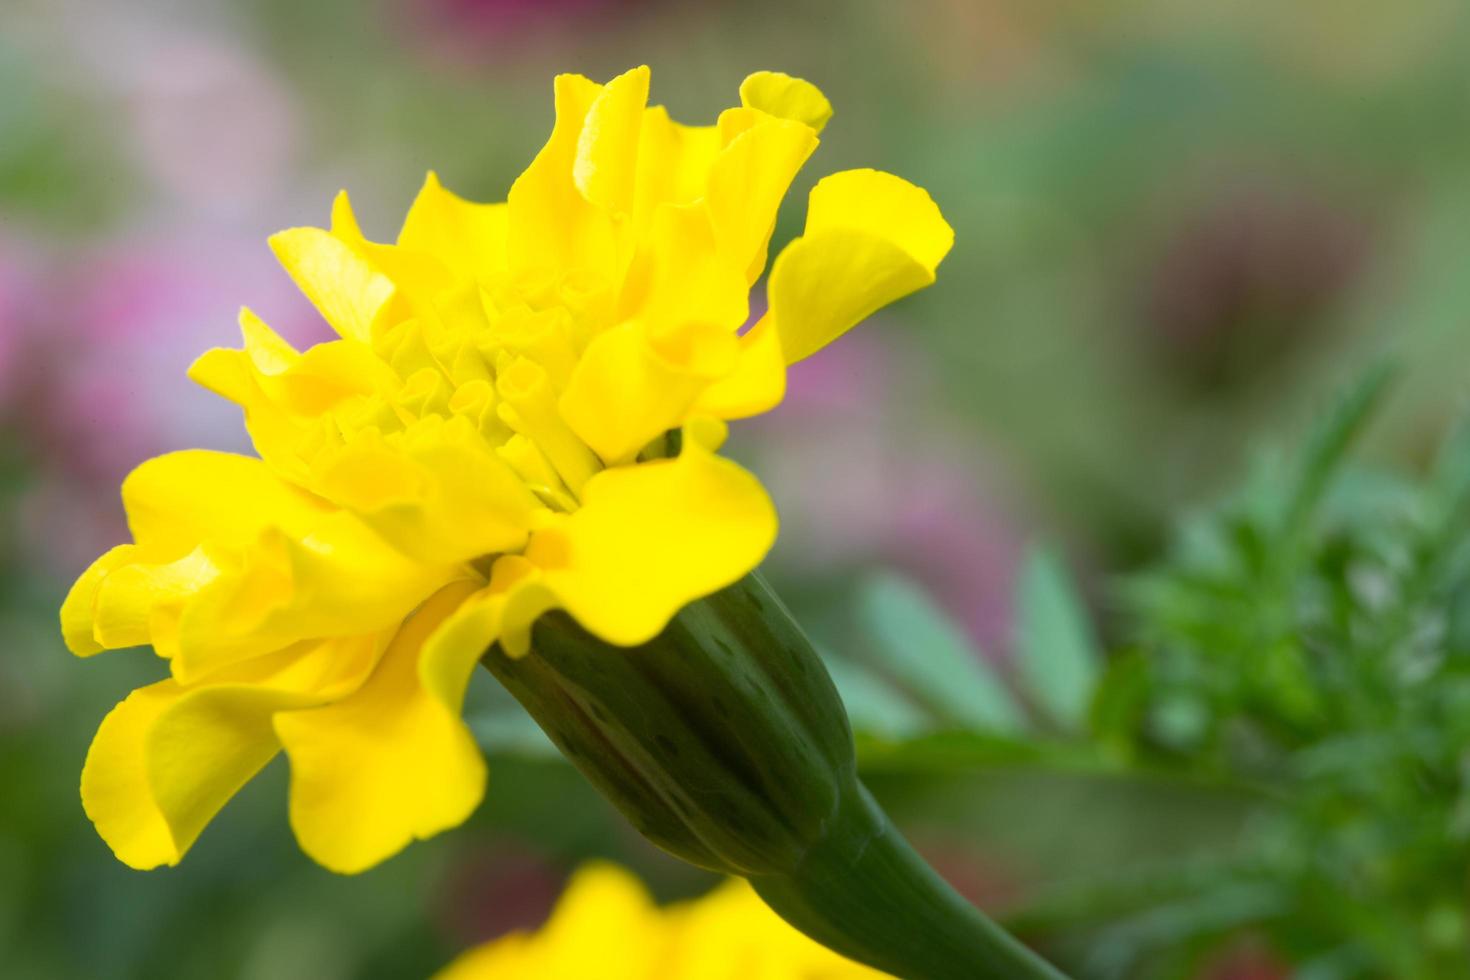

left=60, top=66, right=952, bottom=873
left=434, top=863, right=892, bottom=979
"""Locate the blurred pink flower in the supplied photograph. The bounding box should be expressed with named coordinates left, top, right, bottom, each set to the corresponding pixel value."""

left=419, top=0, right=629, bottom=33
left=402, top=0, right=649, bottom=66
left=0, top=238, right=40, bottom=417
left=749, top=330, right=1030, bottom=656
left=13, top=230, right=322, bottom=575
left=74, top=17, right=299, bottom=217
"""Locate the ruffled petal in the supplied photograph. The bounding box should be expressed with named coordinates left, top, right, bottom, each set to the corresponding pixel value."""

left=398, top=171, right=509, bottom=279
left=522, top=419, right=777, bottom=647
left=81, top=634, right=386, bottom=870
left=313, top=415, right=542, bottom=564
left=508, top=72, right=615, bottom=277
left=70, top=449, right=453, bottom=678
left=573, top=65, right=650, bottom=216
left=691, top=314, right=787, bottom=420
left=120, top=449, right=333, bottom=555
left=170, top=514, right=454, bottom=683
left=270, top=196, right=397, bottom=343
left=191, top=310, right=405, bottom=484
left=739, top=71, right=834, bottom=132
left=559, top=319, right=737, bottom=465
left=62, top=544, right=145, bottom=656
left=92, top=547, right=222, bottom=652
left=704, top=117, right=818, bottom=283
left=274, top=582, right=488, bottom=873
left=621, top=202, right=749, bottom=334
left=83, top=682, right=284, bottom=870
left=631, top=106, right=722, bottom=225
left=768, top=168, right=954, bottom=363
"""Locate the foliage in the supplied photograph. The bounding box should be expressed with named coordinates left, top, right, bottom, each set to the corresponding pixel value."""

left=780, top=366, right=1470, bottom=979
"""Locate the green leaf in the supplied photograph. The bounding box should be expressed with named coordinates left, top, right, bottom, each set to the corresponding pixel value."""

left=1016, top=544, right=1103, bottom=731
left=856, top=570, right=1026, bottom=733
left=468, top=709, right=560, bottom=759
left=821, top=649, right=932, bottom=740
left=1284, top=359, right=1397, bottom=533
left=463, top=670, right=560, bottom=758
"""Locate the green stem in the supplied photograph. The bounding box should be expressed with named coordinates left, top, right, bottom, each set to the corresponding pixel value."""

left=752, top=782, right=1068, bottom=980
left=482, top=574, right=1071, bottom=979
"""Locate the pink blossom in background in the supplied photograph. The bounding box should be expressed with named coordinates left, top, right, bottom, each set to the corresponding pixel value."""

left=419, top=0, right=629, bottom=34
left=401, top=0, right=646, bottom=66
left=749, top=330, right=1031, bottom=658
left=13, top=230, right=322, bottom=575
left=0, top=239, right=40, bottom=418
left=72, top=16, right=300, bottom=218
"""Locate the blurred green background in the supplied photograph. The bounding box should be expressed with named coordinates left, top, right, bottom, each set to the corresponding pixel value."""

left=4, top=1, right=1470, bottom=977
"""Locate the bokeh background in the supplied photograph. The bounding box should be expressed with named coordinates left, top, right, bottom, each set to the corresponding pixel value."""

left=3, top=1, right=1470, bottom=977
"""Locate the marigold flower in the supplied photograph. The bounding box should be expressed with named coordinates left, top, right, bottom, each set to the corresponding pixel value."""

left=434, top=862, right=892, bottom=979
left=60, top=66, right=953, bottom=874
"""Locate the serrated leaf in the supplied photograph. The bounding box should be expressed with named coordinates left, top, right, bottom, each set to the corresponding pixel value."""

left=1016, top=544, right=1103, bottom=730
left=856, top=570, right=1026, bottom=733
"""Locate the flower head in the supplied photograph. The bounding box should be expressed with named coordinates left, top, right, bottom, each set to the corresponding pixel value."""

left=61, top=66, right=952, bottom=873
left=434, top=862, right=891, bottom=979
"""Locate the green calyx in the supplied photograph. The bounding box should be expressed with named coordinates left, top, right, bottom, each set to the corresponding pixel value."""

left=482, top=573, right=853, bottom=875
left=482, top=572, right=1068, bottom=979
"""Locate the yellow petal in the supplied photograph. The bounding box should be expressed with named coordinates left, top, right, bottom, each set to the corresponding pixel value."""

left=274, top=582, right=487, bottom=873
left=496, top=356, right=601, bottom=495
left=313, top=415, right=541, bottom=564
left=419, top=557, right=549, bottom=702
left=62, top=544, right=145, bottom=656
left=433, top=863, right=664, bottom=980
left=559, top=318, right=737, bottom=465
left=170, top=515, right=454, bottom=684
left=573, top=65, right=650, bottom=216
left=739, top=70, right=834, bottom=133
left=121, top=449, right=332, bottom=556
left=631, top=105, right=722, bottom=225
left=769, top=169, right=954, bottom=363
left=704, top=116, right=818, bottom=283
left=398, top=171, right=509, bottom=279
left=82, top=680, right=282, bottom=869
left=691, top=313, right=787, bottom=420
left=806, top=168, right=953, bottom=270
left=433, top=935, right=540, bottom=980
left=670, top=878, right=890, bottom=977
left=620, top=202, right=749, bottom=334
left=81, top=635, right=388, bottom=870
left=270, top=200, right=397, bottom=343
left=508, top=72, right=615, bottom=277
left=534, top=863, right=665, bottom=980
left=524, top=419, right=777, bottom=646
left=92, top=548, right=223, bottom=652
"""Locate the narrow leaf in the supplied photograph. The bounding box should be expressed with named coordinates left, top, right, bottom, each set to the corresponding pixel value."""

left=821, top=649, right=932, bottom=740
left=1285, top=359, right=1397, bottom=531
left=856, top=570, right=1026, bottom=733
left=1016, top=544, right=1102, bottom=730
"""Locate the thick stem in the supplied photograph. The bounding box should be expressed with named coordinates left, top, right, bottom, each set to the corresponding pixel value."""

left=482, top=574, right=1071, bottom=979
left=752, top=782, right=1068, bottom=980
